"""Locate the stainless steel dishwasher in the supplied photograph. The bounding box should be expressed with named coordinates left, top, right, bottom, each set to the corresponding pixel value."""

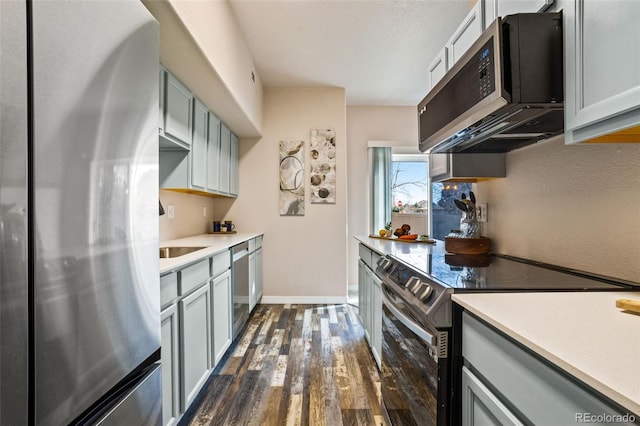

left=231, top=242, right=250, bottom=339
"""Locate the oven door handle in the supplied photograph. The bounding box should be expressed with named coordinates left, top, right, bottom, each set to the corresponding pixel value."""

left=382, top=289, right=437, bottom=348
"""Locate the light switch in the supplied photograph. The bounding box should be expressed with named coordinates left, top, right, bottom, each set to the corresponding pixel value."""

left=167, top=205, right=175, bottom=219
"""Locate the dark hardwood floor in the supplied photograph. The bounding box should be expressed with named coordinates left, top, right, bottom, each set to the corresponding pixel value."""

left=184, top=304, right=385, bottom=426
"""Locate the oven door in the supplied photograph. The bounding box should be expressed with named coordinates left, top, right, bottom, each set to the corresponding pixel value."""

left=381, top=283, right=449, bottom=426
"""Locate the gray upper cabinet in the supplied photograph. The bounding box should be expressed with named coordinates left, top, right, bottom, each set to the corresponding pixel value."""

left=229, top=132, right=239, bottom=197
left=446, top=1, right=483, bottom=66
left=162, top=71, right=192, bottom=150
left=191, top=99, right=208, bottom=190
left=219, top=123, right=231, bottom=195
left=427, top=47, right=448, bottom=93
left=207, top=112, right=221, bottom=193
left=484, top=0, right=554, bottom=27
left=564, top=0, right=640, bottom=144
left=159, top=68, right=240, bottom=198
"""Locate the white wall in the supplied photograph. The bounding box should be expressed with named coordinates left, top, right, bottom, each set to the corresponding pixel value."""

left=475, top=136, right=640, bottom=282
left=142, top=0, right=263, bottom=137
left=215, top=87, right=348, bottom=303
left=159, top=189, right=216, bottom=241
left=345, top=106, right=418, bottom=287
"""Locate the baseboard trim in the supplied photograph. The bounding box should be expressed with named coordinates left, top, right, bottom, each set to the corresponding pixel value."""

left=260, top=296, right=349, bottom=305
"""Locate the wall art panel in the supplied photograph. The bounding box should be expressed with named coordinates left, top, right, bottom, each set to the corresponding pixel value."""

left=309, top=129, right=336, bottom=204
left=279, top=140, right=305, bottom=216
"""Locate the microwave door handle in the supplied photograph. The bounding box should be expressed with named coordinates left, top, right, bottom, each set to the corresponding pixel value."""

left=381, top=289, right=437, bottom=347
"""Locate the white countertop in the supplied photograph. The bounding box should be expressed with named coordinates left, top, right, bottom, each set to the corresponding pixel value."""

left=354, top=235, right=443, bottom=257
left=453, top=291, right=640, bottom=415
left=160, top=232, right=263, bottom=274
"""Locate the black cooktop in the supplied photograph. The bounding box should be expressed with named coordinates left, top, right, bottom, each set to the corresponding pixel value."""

left=390, top=251, right=639, bottom=292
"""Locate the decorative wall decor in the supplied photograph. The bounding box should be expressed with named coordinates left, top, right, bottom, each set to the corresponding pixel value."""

left=309, top=129, right=336, bottom=204
left=279, top=140, right=305, bottom=216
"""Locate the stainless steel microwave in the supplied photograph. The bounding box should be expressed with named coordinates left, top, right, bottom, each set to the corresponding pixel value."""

left=418, top=12, right=563, bottom=154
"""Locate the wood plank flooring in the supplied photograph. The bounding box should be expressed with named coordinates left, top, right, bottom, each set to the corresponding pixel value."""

left=183, top=304, right=385, bottom=426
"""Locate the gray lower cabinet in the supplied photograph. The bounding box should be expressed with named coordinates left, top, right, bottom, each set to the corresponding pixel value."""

left=248, top=237, right=263, bottom=313
left=357, top=244, right=382, bottom=369
left=160, top=249, right=234, bottom=426
left=462, top=312, right=631, bottom=425
left=212, top=270, right=232, bottom=366
left=160, top=304, right=180, bottom=426
left=179, top=283, right=212, bottom=410
left=255, top=247, right=263, bottom=306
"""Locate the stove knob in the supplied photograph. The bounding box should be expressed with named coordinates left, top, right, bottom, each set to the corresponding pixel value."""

left=405, top=276, right=421, bottom=291
left=417, top=285, right=434, bottom=303
left=377, top=257, right=392, bottom=272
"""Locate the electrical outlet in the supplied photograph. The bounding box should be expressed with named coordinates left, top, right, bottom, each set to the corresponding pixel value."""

left=477, top=203, right=488, bottom=222
left=202, top=206, right=207, bottom=217
left=167, top=205, right=175, bottom=219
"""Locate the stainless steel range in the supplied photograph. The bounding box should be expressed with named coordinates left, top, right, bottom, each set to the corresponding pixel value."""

left=376, top=248, right=639, bottom=426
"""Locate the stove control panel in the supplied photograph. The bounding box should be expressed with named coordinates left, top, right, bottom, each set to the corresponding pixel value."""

left=405, top=276, right=435, bottom=303
left=377, top=257, right=393, bottom=272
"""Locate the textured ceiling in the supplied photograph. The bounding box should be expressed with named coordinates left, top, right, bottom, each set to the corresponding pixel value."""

left=229, top=0, right=470, bottom=106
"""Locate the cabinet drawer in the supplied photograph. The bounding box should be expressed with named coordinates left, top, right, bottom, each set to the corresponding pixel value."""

left=358, top=244, right=372, bottom=268
left=160, top=272, right=178, bottom=307
left=180, top=259, right=210, bottom=295
left=255, top=235, right=263, bottom=249
left=212, top=250, right=230, bottom=278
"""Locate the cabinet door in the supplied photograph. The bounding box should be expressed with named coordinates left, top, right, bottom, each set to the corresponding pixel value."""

left=248, top=252, right=256, bottom=312
left=161, top=304, right=180, bottom=426
left=219, top=123, right=231, bottom=194
left=229, top=132, right=239, bottom=197
left=427, top=47, right=448, bottom=91
left=446, top=1, right=483, bottom=66
left=191, top=99, right=208, bottom=190
left=565, top=0, right=640, bottom=144
left=429, top=153, right=449, bottom=179
left=358, top=260, right=367, bottom=324
left=164, top=73, right=192, bottom=147
left=159, top=67, right=165, bottom=132
left=255, top=248, right=263, bottom=303
left=207, top=112, right=221, bottom=192
left=212, top=270, right=232, bottom=366
left=363, top=267, right=372, bottom=343
left=370, top=273, right=382, bottom=369
left=484, top=0, right=553, bottom=27
left=461, top=366, right=524, bottom=426
left=179, top=284, right=211, bottom=409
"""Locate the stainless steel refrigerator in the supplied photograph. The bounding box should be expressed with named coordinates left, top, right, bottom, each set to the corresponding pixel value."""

left=1, top=0, right=161, bottom=424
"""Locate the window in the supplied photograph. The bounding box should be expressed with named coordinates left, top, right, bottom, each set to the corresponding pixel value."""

left=390, top=154, right=428, bottom=235
left=370, top=147, right=474, bottom=240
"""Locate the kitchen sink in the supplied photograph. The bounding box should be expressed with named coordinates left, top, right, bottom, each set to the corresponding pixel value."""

left=159, top=246, right=207, bottom=258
